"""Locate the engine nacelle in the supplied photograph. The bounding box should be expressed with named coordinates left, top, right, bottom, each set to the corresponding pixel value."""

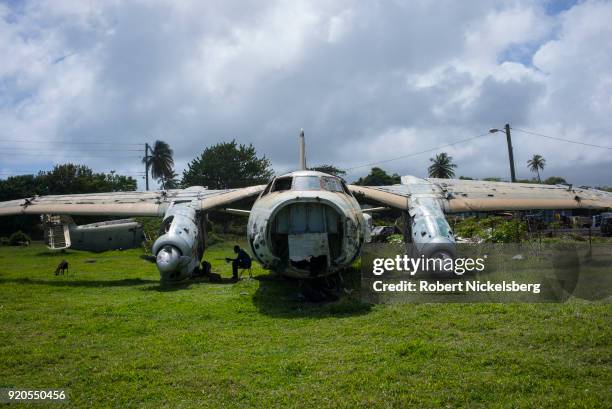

left=152, top=203, right=204, bottom=281
left=408, top=197, right=457, bottom=260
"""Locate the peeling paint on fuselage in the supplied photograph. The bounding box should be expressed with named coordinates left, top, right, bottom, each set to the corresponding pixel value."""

left=247, top=172, right=367, bottom=278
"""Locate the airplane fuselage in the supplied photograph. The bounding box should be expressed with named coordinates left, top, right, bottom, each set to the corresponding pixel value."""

left=247, top=180, right=367, bottom=278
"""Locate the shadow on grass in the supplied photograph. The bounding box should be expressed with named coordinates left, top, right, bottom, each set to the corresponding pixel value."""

left=0, top=277, right=157, bottom=287
left=251, top=272, right=372, bottom=319
left=143, top=276, right=237, bottom=292
left=143, top=282, right=194, bottom=292
left=35, top=250, right=75, bottom=257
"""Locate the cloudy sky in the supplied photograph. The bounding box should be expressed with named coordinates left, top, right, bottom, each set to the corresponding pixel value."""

left=1, top=0, right=611, bottom=188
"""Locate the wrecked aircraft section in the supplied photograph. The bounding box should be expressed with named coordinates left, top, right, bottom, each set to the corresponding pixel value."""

left=43, top=215, right=144, bottom=252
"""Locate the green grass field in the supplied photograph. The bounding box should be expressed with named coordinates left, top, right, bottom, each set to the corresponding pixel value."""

left=0, top=240, right=610, bottom=408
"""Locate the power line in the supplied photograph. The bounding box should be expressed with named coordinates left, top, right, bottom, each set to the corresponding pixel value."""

left=344, top=132, right=491, bottom=171
left=0, top=148, right=143, bottom=152
left=0, top=138, right=144, bottom=146
left=0, top=168, right=145, bottom=173
left=0, top=172, right=145, bottom=176
left=0, top=152, right=141, bottom=158
left=512, top=128, right=612, bottom=150
left=0, top=171, right=145, bottom=176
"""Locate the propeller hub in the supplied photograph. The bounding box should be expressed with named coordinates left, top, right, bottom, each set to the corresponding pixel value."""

left=156, top=245, right=181, bottom=274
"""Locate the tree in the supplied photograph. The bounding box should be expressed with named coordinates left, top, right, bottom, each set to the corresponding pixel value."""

left=428, top=152, right=457, bottom=178
left=181, top=140, right=273, bottom=189
left=105, top=170, right=139, bottom=192
left=0, top=164, right=136, bottom=237
left=38, top=164, right=137, bottom=194
left=527, top=154, right=546, bottom=183
left=161, top=171, right=180, bottom=189
left=543, top=176, right=567, bottom=185
left=0, top=174, right=40, bottom=202
left=144, top=140, right=175, bottom=189
left=354, top=167, right=401, bottom=186
left=309, top=165, right=346, bottom=177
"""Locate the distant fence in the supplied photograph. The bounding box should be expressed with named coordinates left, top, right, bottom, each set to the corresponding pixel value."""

left=530, top=227, right=602, bottom=237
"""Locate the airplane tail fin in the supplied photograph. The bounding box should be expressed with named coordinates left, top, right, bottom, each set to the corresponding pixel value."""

left=299, top=128, right=307, bottom=170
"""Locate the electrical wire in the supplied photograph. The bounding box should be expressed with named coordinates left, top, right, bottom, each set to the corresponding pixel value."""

left=0, top=148, right=143, bottom=152
left=343, top=132, right=491, bottom=171
left=0, top=171, right=145, bottom=176
left=0, top=152, right=141, bottom=158
left=512, top=128, right=612, bottom=150
left=0, top=139, right=144, bottom=146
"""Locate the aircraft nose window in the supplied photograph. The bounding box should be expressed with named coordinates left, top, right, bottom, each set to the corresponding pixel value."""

left=321, top=177, right=343, bottom=192
left=292, top=176, right=321, bottom=190
left=271, top=177, right=293, bottom=192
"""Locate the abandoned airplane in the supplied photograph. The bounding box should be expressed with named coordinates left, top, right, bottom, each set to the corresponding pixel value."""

left=1, top=130, right=611, bottom=281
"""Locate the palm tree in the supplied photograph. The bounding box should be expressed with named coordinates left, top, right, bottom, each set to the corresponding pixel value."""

left=428, top=152, right=457, bottom=178
left=161, top=171, right=180, bottom=189
left=527, top=154, right=546, bottom=183
left=143, top=140, right=175, bottom=189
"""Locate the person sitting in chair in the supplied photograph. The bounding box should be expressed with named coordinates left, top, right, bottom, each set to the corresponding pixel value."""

left=226, top=245, right=252, bottom=280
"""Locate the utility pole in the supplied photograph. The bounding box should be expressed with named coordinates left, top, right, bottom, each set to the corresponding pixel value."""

left=505, top=124, right=517, bottom=183
left=144, top=143, right=150, bottom=191
left=490, top=124, right=517, bottom=182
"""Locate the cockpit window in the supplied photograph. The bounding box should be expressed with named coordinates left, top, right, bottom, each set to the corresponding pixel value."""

left=321, top=176, right=343, bottom=192
left=271, top=177, right=293, bottom=192
left=268, top=175, right=350, bottom=193
left=292, top=176, right=321, bottom=190
left=160, top=216, right=174, bottom=234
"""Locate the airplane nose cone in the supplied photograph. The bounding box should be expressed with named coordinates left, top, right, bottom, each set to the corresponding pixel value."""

left=156, top=245, right=181, bottom=274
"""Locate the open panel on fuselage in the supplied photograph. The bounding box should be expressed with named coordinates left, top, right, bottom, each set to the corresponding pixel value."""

left=270, top=202, right=343, bottom=276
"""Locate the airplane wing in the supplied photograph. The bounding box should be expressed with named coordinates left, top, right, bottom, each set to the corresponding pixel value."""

left=0, top=185, right=265, bottom=217
left=349, top=176, right=612, bottom=213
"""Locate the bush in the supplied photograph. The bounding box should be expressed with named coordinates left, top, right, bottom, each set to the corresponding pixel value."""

left=454, top=217, right=488, bottom=239
left=8, top=231, right=31, bottom=246
left=0, top=237, right=9, bottom=246
left=386, top=234, right=404, bottom=244
left=206, top=231, right=224, bottom=246
left=210, top=217, right=247, bottom=236
left=133, top=217, right=162, bottom=243
left=454, top=217, right=526, bottom=243
left=490, top=219, right=526, bottom=243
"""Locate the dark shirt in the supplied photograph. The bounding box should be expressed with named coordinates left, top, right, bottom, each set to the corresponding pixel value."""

left=236, top=249, right=252, bottom=267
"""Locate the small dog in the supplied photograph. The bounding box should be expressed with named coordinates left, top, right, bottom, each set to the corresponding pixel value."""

left=54, top=260, right=69, bottom=275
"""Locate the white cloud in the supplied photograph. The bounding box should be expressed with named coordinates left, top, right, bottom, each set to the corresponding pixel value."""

left=533, top=0, right=612, bottom=127
left=0, top=0, right=611, bottom=187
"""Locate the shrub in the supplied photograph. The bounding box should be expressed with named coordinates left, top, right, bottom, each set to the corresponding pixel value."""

left=8, top=231, right=31, bottom=246
left=133, top=217, right=162, bottom=243
left=206, top=231, right=224, bottom=246
left=490, top=219, right=526, bottom=243
left=386, top=234, right=404, bottom=244
left=454, top=217, right=526, bottom=243
left=454, top=217, right=488, bottom=239
left=0, top=237, right=9, bottom=246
